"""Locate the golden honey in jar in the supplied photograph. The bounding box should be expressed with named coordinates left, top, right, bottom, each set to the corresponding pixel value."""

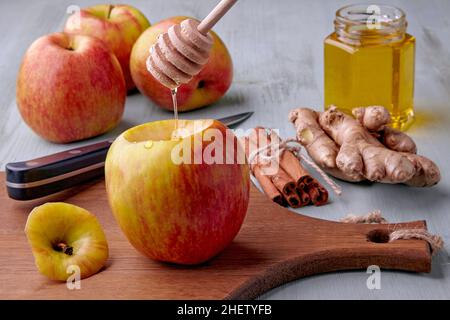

left=324, top=4, right=415, bottom=130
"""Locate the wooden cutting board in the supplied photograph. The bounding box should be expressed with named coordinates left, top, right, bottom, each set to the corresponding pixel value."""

left=0, top=172, right=431, bottom=299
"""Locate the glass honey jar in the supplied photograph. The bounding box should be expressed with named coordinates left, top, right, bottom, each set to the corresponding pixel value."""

left=324, top=4, right=415, bottom=130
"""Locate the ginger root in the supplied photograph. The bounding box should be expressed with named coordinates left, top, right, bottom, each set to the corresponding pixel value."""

left=352, top=106, right=417, bottom=154
left=289, top=106, right=440, bottom=187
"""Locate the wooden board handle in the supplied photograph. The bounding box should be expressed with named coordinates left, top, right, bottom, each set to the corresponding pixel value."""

left=198, top=0, right=238, bottom=34
left=225, top=199, right=432, bottom=299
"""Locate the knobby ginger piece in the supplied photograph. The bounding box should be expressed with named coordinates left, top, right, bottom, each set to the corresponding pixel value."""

left=289, top=108, right=364, bottom=182
left=289, top=106, right=440, bottom=187
left=353, top=106, right=417, bottom=154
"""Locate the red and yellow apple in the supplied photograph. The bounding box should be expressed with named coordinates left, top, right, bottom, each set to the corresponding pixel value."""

left=25, top=202, right=109, bottom=281
left=16, top=32, right=126, bottom=143
left=64, top=4, right=150, bottom=91
left=130, top=16, right=233, bottom=111
left=105, top=119, right=249, bottom=265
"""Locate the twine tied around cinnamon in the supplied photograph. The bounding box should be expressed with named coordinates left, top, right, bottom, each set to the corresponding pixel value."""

left=341, top=210, right=444, bottom=255
left=247, top=131, right=342, bottom=196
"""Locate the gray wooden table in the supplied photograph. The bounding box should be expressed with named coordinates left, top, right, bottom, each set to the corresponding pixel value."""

left=1, top=0, right=449, bottom=299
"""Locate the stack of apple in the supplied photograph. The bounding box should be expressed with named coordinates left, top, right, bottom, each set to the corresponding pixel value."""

left=17, top=4, right=233, bottom=143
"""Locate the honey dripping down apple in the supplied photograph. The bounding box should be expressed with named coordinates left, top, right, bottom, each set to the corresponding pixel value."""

left=171, top=87, right=179, bottom=137
left=146, top=44, right=180, bottom=139
left=146, top=19, right=214, bottom=140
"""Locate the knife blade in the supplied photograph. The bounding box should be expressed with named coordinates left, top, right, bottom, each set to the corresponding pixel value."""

left=5, top=112, right=253, bottom=200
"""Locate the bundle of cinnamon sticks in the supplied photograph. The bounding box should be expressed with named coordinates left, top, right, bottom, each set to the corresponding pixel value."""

left=241, top=127, right=328, bottom=208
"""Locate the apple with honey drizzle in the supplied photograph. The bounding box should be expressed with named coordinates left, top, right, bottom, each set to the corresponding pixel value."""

left=105, top=119, right=250, bottom=265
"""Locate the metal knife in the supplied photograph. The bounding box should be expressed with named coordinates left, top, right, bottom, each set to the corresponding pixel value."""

left=5, top=112, right=253, bottom=201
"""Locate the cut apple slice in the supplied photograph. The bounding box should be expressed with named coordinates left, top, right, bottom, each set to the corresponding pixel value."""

left=25, top=202, right=109, bottom=281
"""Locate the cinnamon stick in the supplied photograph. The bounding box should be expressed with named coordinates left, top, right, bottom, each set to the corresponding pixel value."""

left=243, top=133, right=302, bottom=208
left=268, top=167, right=301, bottom=208
left=306, top=181, right=328, bottom=206
left=254, top=127, right=310, bottom=207
left=253, top=165, right=285, bottom=206
left=263, top=128, right=329, bottom=207
left=240, top=136, right=285, bottom=206
left=279, top=150, right=313, bottom=188
left=279, top=150, right=311, bottom=205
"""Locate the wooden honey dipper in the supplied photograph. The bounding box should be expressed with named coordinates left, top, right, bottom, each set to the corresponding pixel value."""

left=146, top=0, right=238, bottom=89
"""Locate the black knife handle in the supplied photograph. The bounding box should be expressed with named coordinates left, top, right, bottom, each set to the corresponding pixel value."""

left=5, top=139, right=113, bottom=200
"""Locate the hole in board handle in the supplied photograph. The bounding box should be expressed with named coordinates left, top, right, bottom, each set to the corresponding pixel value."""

left=367, top=229, right=391, bottom=243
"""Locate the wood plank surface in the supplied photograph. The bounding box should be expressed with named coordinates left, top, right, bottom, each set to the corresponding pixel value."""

left=0, top=0, right=449, bottom=299
left=0, top=172, right=432, bottom=299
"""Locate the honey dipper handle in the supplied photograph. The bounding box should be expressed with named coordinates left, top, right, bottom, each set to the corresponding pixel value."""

left=197, top=0, right=238, bottom=34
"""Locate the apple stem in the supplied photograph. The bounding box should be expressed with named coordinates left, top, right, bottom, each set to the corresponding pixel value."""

left=107, top=5, right=114, bottom=19
left=55, top=242, right=73, bottom=256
